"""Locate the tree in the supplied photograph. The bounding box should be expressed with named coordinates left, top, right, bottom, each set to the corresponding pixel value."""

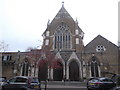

left=25, top=46, right=39, bottom=52
left=25, top=46, right=62, bottom=90
left=39, top=46, right=63, bottom=90
left=37, top=46, right=62, bottom=80
left=25, top=45, right=62, bottom=79
left=25, top=49, right=42, bottom=76
left=0, top=41, right=8, bottom=52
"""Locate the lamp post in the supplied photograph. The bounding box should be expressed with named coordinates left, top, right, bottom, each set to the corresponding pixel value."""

left=40, top=53, right=47, bottom=90
left=64, top=54, right=67, bottom=82
left=14, top=50, right=20, bottom=76
left=17, top=51, right=20, bottom=75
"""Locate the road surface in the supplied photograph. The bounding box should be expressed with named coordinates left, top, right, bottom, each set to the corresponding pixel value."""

left=41, top=83, right=87, bottom=90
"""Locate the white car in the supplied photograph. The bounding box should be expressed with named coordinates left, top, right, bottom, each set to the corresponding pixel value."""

left=0, top=77, right=7, bottom=89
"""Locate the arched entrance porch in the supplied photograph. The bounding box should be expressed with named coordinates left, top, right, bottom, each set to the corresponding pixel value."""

left=53, top=61, right=63, bottom=81
left=69, top=60, right=79, bottom=81
left=38, top=60, right=48, bottom=81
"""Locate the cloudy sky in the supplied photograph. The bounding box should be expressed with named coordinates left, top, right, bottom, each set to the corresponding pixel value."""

left=0, top=0, right=119, bottom=52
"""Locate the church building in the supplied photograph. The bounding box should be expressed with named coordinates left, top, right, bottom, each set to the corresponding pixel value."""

left=2, top=3, right=120, bottom=81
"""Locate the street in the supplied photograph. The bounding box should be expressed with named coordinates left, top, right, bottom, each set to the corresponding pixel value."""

left=41, top=85, right=87, bottom=90
left=41, top=81, right=87, bottom=90
left=44, top=88, right=87, bottom=90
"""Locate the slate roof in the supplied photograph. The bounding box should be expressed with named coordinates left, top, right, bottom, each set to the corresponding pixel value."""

left=42, top=3, right=84, bottom=36
left=85, top=35, right=118, bottom=48
left=54, top=4, right=72, bottom=19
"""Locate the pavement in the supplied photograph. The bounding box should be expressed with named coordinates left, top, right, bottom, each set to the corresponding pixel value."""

left=41, top=81, right=87, bottom=89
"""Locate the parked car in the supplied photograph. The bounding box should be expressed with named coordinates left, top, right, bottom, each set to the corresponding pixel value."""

left=0, top=77, right=7, bottom=86
left=87, top=77, right=116, bottom=90
left=113, top=87, right=120, bottom=90
left=2, top=76, right=41, bottom=90
left=0, top=77, right=7, bottom=89
left=112, top=74, right=120, bottom=86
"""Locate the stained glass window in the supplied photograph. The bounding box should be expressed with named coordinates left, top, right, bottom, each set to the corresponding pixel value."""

left=91, top=56, right=99, bottom=77
left=54, top=22, right=71, bottom=50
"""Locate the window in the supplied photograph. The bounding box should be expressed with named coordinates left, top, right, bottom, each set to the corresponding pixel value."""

left=90, top=56, right=99, bottom=77
left=102, top=79, right=113, bottom=82
left=96, top=45, right=106, bottom=52
left=0, top=77, right=6, bottom=82
left=46, top=31, right=50, bottom=36
left=22, top=60, right=29, bottom=76
left=54, top=22, right=71, bottom=50
left=80, top=32, right=84, bottom=39
left=2, top=56, right=7, bottom=61
left=75, top=29, right=79, bottom=35
left=2, top=56, right=12, bottom=61
left=76, top=38, right=79, bottom=44
left=9, top=77, right=27, bottom=83
left=31, top=78, right=39, bottom=83
left=90, top=79, right=99, bottom=82
left=9, top=78, right=17, bottom=83
left=45, top=39, right=49, bottom=45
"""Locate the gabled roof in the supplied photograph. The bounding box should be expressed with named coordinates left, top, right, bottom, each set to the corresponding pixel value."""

left=42, top=4, right=73, bottom=36
left=42, top=3, right=84, bottom=36
left=85, top=35, right=118, bottom=48
left=54, top=4, right=72, bottom=19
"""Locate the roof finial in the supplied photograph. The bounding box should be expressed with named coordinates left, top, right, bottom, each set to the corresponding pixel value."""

left=62, top=1, right=64, bottom=7
left=76, top=17, right=78, bottom=24
left=47, top=19, right=50, bottom=26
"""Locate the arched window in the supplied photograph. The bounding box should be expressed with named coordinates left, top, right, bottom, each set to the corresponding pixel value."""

left=22, top=58, right=29, bottom=76
left=90, top=56, right=100, bottom=77
left=54, top=22, right=71, bottom=50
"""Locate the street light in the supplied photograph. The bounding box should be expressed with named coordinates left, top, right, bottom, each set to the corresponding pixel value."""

left=13, top=50, right=20, bottom=76
left=64, top=54, right=67, bottom=82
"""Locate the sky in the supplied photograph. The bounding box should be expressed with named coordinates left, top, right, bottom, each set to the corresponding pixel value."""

left=0, top=0, right=119, bottom=52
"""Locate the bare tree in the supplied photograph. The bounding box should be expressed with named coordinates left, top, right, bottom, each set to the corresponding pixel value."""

left=25, top=47, right=37, bottom=52
left=26, top=46, right=62, bottom=90
left=0, top=41, right=8, bottom=52
left=37, top=46, right=62, bottom=79
left=25, top=45, right=62, bottom=77
left=38, top=46, right=62, bottom=90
